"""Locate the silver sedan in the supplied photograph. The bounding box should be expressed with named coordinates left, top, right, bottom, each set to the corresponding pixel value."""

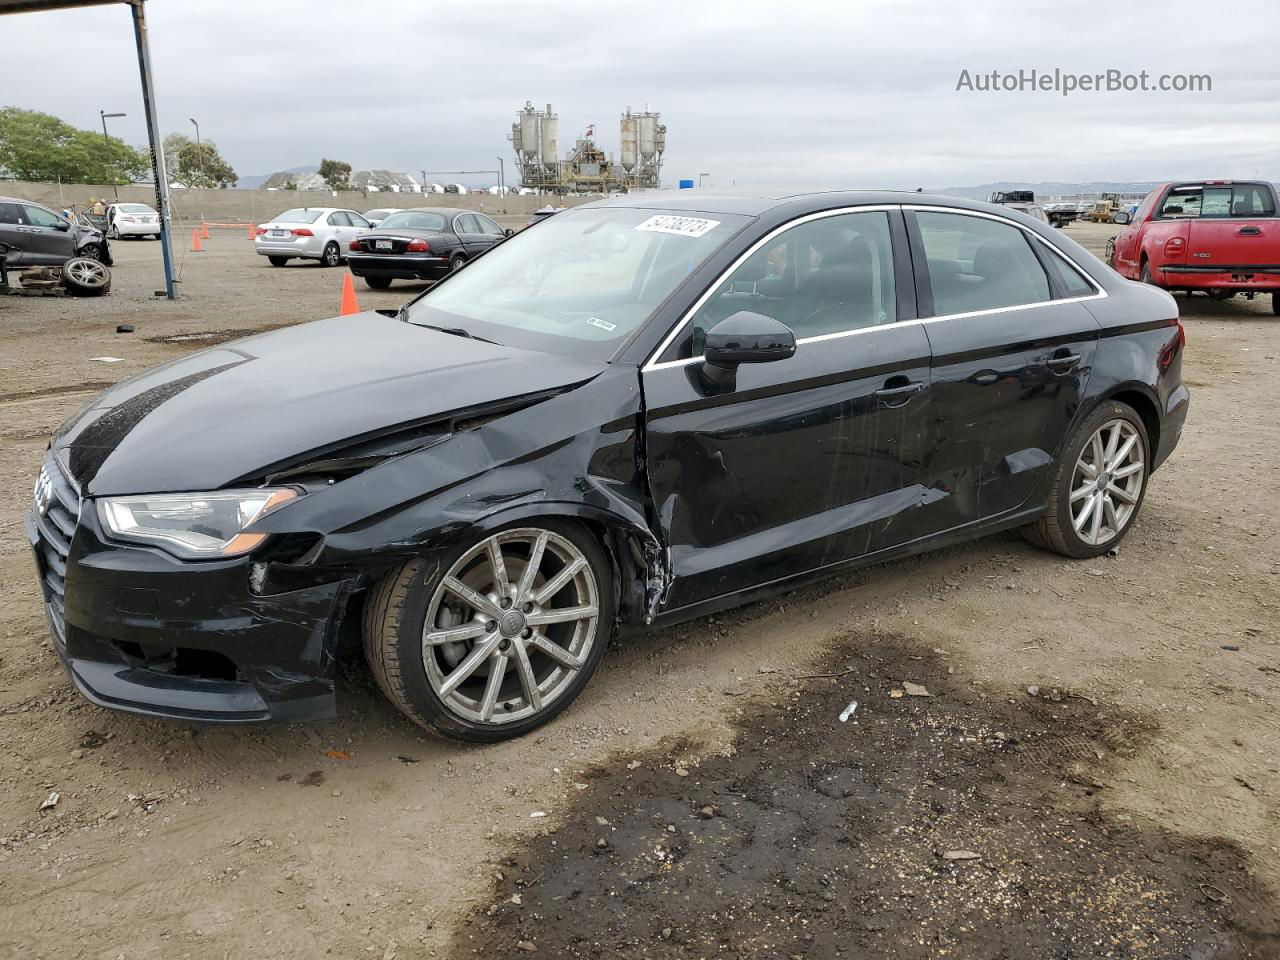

left=254, top=207, right=371, bottom=267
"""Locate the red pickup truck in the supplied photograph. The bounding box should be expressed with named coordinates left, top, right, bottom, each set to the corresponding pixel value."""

left=1108, top=180, right=1280, bottom=314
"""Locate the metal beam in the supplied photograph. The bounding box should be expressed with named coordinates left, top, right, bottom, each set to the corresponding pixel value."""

left=128, top=0, right=176, bottom=299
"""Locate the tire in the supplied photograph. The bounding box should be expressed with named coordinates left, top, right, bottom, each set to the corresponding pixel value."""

left=268, top=256, right=289, bottom=267
left=1139, top=259, right=1158, bottom=287
left=109, top=225, right=120, bottom=240
left=321, top=242, right=341, bottom=268
left=450, top=253, right=467, bottom=272
left=1022, top=401, right=1150, bottom=559
left=77, top=242, right=103, bottom=262
left=365, top=276, right=393, bottom=290
left=60, top=257, right=111, bottom=296
left=1208, top=289, right=1235, bottom=302
left=1273, top=293, right=1279, bottom=316
left=363, top=519, right=613, bottom=742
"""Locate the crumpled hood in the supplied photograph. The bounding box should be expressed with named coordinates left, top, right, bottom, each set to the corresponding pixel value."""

left=53, top=312, right=603, bottom=496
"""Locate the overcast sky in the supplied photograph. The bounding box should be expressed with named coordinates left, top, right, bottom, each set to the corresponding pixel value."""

left=4, top=0, right=1277, bottom=189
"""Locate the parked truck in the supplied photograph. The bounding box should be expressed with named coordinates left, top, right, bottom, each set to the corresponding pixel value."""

left=1107, top=180, right=1280, bottom=313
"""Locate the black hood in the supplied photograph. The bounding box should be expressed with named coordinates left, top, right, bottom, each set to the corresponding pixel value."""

left=53, top=312, right=603, bottom=496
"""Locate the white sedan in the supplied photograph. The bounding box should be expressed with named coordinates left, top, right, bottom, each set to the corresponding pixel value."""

left=363, top=208, right=403, bottom=228
left=106, top=202, right=161, bottom=239
left=254, top=207, right=371, bottom=267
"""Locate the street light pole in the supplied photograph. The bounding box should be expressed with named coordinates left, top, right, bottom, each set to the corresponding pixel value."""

left=698, top=172, right=710, bottom=188
left=189, top=117, right=205, bottom=187
left=100, top=110, right=126, bottom=200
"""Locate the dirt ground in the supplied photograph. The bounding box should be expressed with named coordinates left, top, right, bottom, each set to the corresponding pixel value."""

left=1, top=221, right=1277, bottom=959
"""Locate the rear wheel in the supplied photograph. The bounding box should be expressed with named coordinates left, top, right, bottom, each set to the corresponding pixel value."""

left=363, top=520, right=612, bottom=742
left=450, top=253, right=467, bottom=272
left=1139, top=259, right=1157, bottom=286
left=365, top=276, right=392, bottom=290
left=1208, top=289, right=1235, bottom=301
left=321, top=242, right=341, bottom=267
left=268, top=255, right=289, bottom=267
left=1273, top=293, right=1279, bottom=316
left=1023, top=401, right=1149, bottom=558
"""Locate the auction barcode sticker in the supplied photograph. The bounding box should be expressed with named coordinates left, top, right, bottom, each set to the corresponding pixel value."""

left=635, top=215, right=721, bottom=238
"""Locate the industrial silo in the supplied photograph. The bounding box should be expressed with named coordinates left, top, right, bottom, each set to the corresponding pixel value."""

left=620, top=111, right=638, bottom=172
left=540, top=104, right=559, bottom=170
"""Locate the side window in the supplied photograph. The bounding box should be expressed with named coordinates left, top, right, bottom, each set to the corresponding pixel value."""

left=1158, top=187, right=1201, bottom=218
left=0, top=202, right=22, bottom=224
left=456, top=214, right=481, bottom=234
left=1039, top=246, right=1097, bottom=299
left=348, top=212, right=370, bottom=228
left=477, top=215, right=503, bottom=235
left=676, top=211, right=897, bottom=357
left=22, top=204, right=62, bottom=228
left=327, top=211, right=350, bottom=226
left=915, top=212, right=1050, bottom=316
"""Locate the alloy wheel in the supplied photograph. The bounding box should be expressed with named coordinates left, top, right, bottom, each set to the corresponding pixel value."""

left=422, top=528, right=600, bottom=725
left=63, top=258, right=109, bottom=288
left=1069, top=419, right=1145, bottom=546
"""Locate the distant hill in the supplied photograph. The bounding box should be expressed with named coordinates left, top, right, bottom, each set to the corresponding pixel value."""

left=236, top=165, right=318, bottom=190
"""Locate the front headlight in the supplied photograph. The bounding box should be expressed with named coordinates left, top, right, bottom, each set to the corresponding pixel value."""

left=97, top=488, right=298, bottom=559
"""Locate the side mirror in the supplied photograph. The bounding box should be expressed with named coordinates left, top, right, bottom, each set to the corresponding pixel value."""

left=54, top=220, right=71, bottom=231
left=703, top=311, right=796, bottom=373
left=503, top=228, right=515, bottom=237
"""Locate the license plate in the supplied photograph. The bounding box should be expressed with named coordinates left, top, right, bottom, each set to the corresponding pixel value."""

left=270, top=229, right=287, bottom=237
left=375, top=240, right=393, bottom=251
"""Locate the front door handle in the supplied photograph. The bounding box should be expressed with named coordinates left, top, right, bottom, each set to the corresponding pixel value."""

left=1046, top=353, right=1081, bottom=371
left=873, top=380, right=925, bottom=407
left=1238, top=226, right=1262, bottom=236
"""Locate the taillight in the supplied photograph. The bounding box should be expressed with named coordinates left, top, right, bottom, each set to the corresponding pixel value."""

left=349, top=239, right=361, bottom=251
left=406, top=239, right=430, bottom=252
left=290, top=228, right=314, bottom=237
left=1164, top=236, right=1185, bottom=257
left=1159, top=317, right=1185, bottom=371
left=255, top=226, right=267, bottom=235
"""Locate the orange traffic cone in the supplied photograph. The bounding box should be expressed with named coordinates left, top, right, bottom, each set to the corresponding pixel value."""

left=339, top=273, right=360, bottom=316
left=191, top=228, right=202, bottom=252
left=201, top=222, right=210, bottom=240
left=247, top=223, right=255, bottom=239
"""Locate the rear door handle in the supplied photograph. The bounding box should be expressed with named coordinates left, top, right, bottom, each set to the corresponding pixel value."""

left=873, top=380, right=925, bottom=406
left=1046, top=353, right=1081, bottom=371
left=1238, top=226, right=1262, bottom=236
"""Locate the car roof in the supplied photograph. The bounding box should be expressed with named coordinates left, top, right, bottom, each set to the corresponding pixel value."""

left=586, top=189, right=1030, bottom=218
left=391, top=207, right=473, bottom=216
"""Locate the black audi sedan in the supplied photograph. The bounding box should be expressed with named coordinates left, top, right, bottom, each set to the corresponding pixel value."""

left=27, top=191, right=1188, bottom=741
left=346, top=207, right=510, bottom=289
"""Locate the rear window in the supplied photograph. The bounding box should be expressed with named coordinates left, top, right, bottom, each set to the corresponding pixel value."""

left=1159, top=185, right=1276, bottom=219
left=378, top=211, right=447, bottom=231
left=119, top=204, right=153, bottom=213
left=272, top=208, right=325, bottom=224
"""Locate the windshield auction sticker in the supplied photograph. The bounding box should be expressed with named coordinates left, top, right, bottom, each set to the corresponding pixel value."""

left=635, top=215, right=721, bottom=238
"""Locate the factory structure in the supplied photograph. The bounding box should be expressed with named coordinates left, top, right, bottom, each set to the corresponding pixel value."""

left=511, top=101, right=666, bottom=194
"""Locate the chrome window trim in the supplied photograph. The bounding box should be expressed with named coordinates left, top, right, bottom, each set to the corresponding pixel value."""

left=641, top=203, right=1108, bottom=373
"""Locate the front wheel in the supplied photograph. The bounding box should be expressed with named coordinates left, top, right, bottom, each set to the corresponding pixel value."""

left=1022, top=402, right=1149, bottom=558
left=78, top=242, right=103, bottom=262
left=363, top=520, right=612, bottom=742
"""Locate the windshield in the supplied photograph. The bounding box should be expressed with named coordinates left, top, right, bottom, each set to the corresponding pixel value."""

left=406, top=206, right=750, bottom=360
left=379, top=210, right=447, bottom=231
left=273, top=208, right=324, bottom=224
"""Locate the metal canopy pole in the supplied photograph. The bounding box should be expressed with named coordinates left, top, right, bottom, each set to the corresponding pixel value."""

left=128, top=0, right=176, bottom=299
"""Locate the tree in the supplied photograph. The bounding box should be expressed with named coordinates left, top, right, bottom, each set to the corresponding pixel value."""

left=0, top=107, right=148, bottom=183
left=163, top=132, right=237, bottom=188
left=319, top=158, right=352, bottom=191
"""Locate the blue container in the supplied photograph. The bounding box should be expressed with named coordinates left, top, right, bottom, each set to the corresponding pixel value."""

left=678, top=179, right=695, bottom=189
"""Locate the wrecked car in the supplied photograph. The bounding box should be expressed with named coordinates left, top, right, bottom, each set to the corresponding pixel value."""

left=26, top=191, right=1188, bottom=741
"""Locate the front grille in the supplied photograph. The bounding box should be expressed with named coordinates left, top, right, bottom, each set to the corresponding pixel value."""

left=31, top=459, right=80, bottom=648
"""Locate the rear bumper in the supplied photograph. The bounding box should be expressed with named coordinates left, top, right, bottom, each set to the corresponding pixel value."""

left=1156, top=264, right=1280, bottom=290
left=348, top=253, right=451, bottom=280
left=113, top=223, right=160, bottom=236
left=26, top=501, right=355, bottom=725
left=256, top=237, right=323, bottom=259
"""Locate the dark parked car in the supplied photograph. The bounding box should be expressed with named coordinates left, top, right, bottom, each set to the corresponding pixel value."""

left=27, top=191, right=1187, bottom=741
left=0, top=197, right=109, bottom=266
left=346, top=207, right=510, bottom=288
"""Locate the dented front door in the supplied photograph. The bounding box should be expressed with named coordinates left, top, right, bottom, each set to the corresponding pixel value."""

left=640, top=323, right=934, bottom=612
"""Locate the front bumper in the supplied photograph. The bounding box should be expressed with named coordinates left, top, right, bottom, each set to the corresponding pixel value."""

left=25, top=466, right=355, bottom=723
left=347, top=253, right=451, bottom=281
